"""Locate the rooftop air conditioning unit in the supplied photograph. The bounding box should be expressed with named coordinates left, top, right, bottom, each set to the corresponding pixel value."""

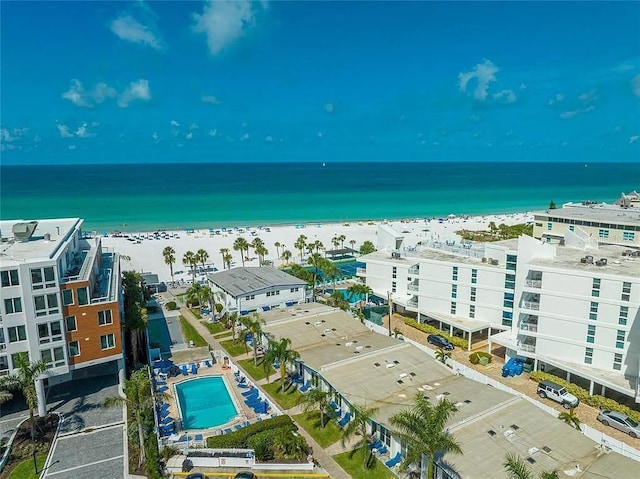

left=595, top=258, right=607, bottom=266
left=490, top=259, right=499, bottom=266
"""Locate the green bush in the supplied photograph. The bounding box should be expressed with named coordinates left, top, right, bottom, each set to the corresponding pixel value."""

left=215, top=303, right=223, bottom=313
left=469, top=351, right=492, bottom=365
left=165, top=301, right=177, bottom=310
left=247, top=430, right=277, bottom=461
left=404, top=318, right=467, bottom=348
left=530, top=371, right=640, bottom=422
left=206, top=415, right=294, bottom=448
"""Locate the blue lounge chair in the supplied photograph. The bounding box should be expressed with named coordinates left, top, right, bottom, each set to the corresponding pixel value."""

left=159, top=408, right=171, bottom=419
left=155, top=380, right=167, bottom=386
left=377, top=445, right=388, bottom=455
left=205, top=360, right=212, bottom=368
left=160, top=416, right=174, bottom=426
left=299, top=381, right=311, bottom=393
left=237, top=382, right=250, bottom=389
left=242, top=388, right=258, bottom=397
left=157, top=402, right=170, bottom=412
left=338, top=412, right=351, bottom=428
left=181, top=365, right=188, bottom=376
left=224, top=428, right=232, bottom=434
left=156, top=385, right=168, bottom=394
left=329, top=401, right=340, bottom=411
left=369, top=439, right=383, bottom=450
left=191, top=363, right=198, bottom=375
left=234, top=370, right=241, bottom=377
left=385, top=452, right=401, bottom=468
left=234, top=424, right=242, bottom=431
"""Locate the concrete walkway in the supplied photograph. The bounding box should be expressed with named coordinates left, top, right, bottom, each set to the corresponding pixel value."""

left=163, top=291, right=357, bottom=479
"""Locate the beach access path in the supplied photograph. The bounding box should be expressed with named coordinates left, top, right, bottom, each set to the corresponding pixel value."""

left=164, top=291, right=355, bottom=479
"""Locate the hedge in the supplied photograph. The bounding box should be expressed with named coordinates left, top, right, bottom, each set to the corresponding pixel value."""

left=206, top=415, right=295, bottom=448
left=403, top=318, right=467, bottom=348
left=469, top=351, right=492, bottom=365
left=530, top=371, right=640, bottom=422
left=165, top=301, right=177, bottom=310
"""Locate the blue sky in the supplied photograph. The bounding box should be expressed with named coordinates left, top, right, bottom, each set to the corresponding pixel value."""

left=1, top=0, right=639, bottom=164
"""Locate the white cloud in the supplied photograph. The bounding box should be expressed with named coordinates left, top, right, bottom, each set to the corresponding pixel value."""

left=629, top=135, right=639, bottom=144
left=613, top=62, right=635, bottom=73
left=110, top=11, right=162, bottom=49
left=56, top=124, right=74, bottom=138
left=1, top=128, right=17, bottom=142
left=170, top=120, right=180, bottom=127
left=68, top=144, right=77, bottom=150
left=559, top=110, right=579, bottom=120
left=117, top=79, right=151, bottom=107
left=152, top=132, right=160, bottom=141
left=192, top=0, right=258, bottom=55
left=632, top=74, right=640, bottom=97
left=518, top=83, right=527, bottom=90
left=92, top=83, right=117, bottom=103
left=186, top=132, right=193, bottom=140
left=62, top=80, right=115, bottom=107
left=189, top=123, right=199, bottom=130
left=240, top=133, right=250, bottom=141
left=208, top=128, right=218, bottom=137
left=578, top=90, right=597, bottom=102
left=201, top=95, right=220, bottom=104
left=317, top=132, right=324, bottom=138
left=493, top=89, right=517, bottom=104
left=265, top=135, right=273, bottom=142
left=324, top=103, right=334, bottom=113
left=458, top=59, right=499, bottom=101
left=74, top=122, right=94, bottom=138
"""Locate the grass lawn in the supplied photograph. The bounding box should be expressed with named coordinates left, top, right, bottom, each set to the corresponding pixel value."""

left=213, top=330, right=233, bottom=339
left=202, top=321, right=227, bottom=335
left=262, top=381, right=303, bottom=410
left=178, top=316, right=207, bottom=347
left=219, top=339, right=249, bottom=357
left=237, top=357, right=274, bottom=381
left=333, top=448, right=396, bottom=479
left=189, top=308, right=202, bottom=319
left=7, top=454, right=47, bottom=479
left=293, top=410, right=342, bottom=448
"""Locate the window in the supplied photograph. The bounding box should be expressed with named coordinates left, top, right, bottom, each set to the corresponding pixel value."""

left=616, top=330, right=625, bottom=349
left=100, top=333, right=115, bottom=350
left=276, top=290, right=280, bottom=295
left=586, top=324, right=596, bottom=344
left=589, top=302, right=598, bottom=321
left=451, top=284, right=457, bottom=299
left=244, top=294, right=255, bottom=300
left=619, top=306, right=628, bottom=326
left=503, top=292, right=514, bottom=309
left=8, top=326, right=27, bottom=343
left=505, top=274, right=515, bottom=290
left=569, top=225, right=575, bottom=232
left=392, top=266, right=397, bottom=279
left=502, top=311, right=513, bottom=327
left=65, top=316, right=77, bottom=332
left=452, top=266, right=458, bottom=281
left=1, top=270, right=19, bottom=287
left=34, top=294, right=59, bottom=317
left=592, top=278, right=601, bottom=298
left=31, top=266, right=56, bottom=289
left=77, top=287, right=89, bottom=305
left=469, top=304, right=475, bottom=319
left=623, top=231, right=635, bottom=241
left=450, top=302, right=457, bottom=315
left=38, top=321, right=63, bottom=344
left=584, top=347, right=593, bottom=365
left=622, top=282, right=631, bottom=302
left=391, top=281, right=396, bottom=293
left=470, top=287, right=477, bottom=302
left=98, top=310, right=113, bottom=326
left=69, top=341, right=80, bottom=357
left=0, top=356, right=8, bottom=373
left=11, top=352, right=28, bottom=369
left=290, top=287, right=299, bottom=292
left=598, top=229, right=609, bottom=239
left=4, top=297, right=23, bottom=314
left=506, top=255, right=517, bottom=271
left=471, top=269, right=478, bottom=284
left=41, top=346, right=65, bottom=368
left=547, top=223, right=552, bottom=231
left=62, top=289, right=74, bottom=306
left=613, top=353, right=623, bottom=371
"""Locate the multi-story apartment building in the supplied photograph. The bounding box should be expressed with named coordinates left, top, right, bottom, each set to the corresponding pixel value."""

left=533, top=201, right=640, bottom=247
left=361, top=230, right=640, bottom=402
left=0, top=219, right=124, bottom=415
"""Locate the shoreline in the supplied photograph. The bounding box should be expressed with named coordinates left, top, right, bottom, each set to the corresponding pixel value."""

left=101, top=211, right=534, bottom=283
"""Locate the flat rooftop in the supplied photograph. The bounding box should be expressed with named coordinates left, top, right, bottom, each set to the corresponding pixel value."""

left=530, top=243, right=640, bottom=277
left=207, top=267, right=307, bottom=297
left=0, top=218, right=80, bottom=265
left=533, top=203, right=640, bottom=226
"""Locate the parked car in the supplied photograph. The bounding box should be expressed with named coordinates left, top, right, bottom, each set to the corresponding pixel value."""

left=186, top=474, right=208, bottom=479
left=233, top=473, right=258, bottom=479
left=427, top=334, right=454, bottom=350
left=597, top=410, right=640, bottom=438
left=536, top=380, right=579, bottom=409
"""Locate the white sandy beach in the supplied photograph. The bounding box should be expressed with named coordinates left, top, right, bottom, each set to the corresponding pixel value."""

left=101, top=212, right=533, bottom=283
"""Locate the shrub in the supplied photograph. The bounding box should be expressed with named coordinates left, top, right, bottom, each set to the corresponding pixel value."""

left=206, top=415, right=294, bottom=448
left=469, top=351, right=492, bottom=365
left=215, top=303, right=223, bottom=313
left=403, top=318, right=467, bottom=348
left=530, top=371, right=640, bottom=422
left=165, top=301, right=177, bottom=311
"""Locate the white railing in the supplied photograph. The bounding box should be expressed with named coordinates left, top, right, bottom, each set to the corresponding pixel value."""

left=408, top=283, right=419, bottom=292
left=522, top=301, right=540, bottom=311
left=525, top=279, right=542, bottom=288
left=407, top=299, right=419, bottom=307
left=408, top=266, right=420, bottom=275
left=518, top=343, right=536, bottom=352
left=356, top=267, right=367, bottom=275
left=519, top=323, right=538, bottom=332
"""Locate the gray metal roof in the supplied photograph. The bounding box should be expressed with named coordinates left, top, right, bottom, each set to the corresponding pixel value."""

left=207, top=267, right=307, bottom=297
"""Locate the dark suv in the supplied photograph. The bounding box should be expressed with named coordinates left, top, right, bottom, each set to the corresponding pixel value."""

left=427, top=334, right=454, bottom=350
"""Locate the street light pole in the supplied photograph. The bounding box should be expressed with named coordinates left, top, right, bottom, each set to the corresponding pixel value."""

left=387, top=291, right=393, bottom=337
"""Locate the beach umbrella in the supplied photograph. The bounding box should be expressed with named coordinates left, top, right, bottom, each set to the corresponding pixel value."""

left=154, top=358, right=173, bottom=369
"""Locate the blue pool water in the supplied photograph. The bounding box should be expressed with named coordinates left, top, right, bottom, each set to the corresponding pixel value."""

left=325, top=289, right=364, bottom=303
left=175, top=377, right=238, bottom=429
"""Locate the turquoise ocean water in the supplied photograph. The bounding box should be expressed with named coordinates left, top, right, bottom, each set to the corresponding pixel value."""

left=1, top=162, right=638, bottom=232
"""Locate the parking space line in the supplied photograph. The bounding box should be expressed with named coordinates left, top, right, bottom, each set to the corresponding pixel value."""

left=43, top=455, right=125, bottom=477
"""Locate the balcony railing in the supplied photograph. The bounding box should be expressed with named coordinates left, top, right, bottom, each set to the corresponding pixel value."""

left=519, top=322, right=538, bottom=332
left=522, top=301, right=540, bottom=311
left=408, top=298, right=419, bottom=307
left=518, top=342, right=536, bottom=353
left=525, top=279, right=542, bottom=288
left=356, top=267, right=367, bottom=276
left=408, top=283, right=419, bottom=292
left=408, top=266, right=420, bottom=275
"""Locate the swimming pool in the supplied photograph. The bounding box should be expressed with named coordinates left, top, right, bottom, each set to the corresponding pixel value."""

left=175, top=376, right=238, bottom=429
left=325, top=289, right=364, bottom=303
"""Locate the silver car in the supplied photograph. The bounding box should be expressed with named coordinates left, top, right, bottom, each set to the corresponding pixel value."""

left=596, top=410, right=640, bottom=438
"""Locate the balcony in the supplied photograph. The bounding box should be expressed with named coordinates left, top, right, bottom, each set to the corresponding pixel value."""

left=525, top=279, right=542, bottom=289
left=517, top=338, right=537, bottom=353
left=356, top=267, right=367, bottom=276
left=408, top=281, right=419, bottom=292
left=407, top=297, right=419, bottom=308
left=408, top=265, right=420, bottom=275
left=519, top=322, right=538, bottom=333
left=522, top=301, right=540, bottom=311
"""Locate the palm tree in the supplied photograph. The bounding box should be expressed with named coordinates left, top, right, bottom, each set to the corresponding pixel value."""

left=434, top=347, right=451, bottom=364
left=255, top=244, right=269, bottom=265
left=338, top=234, right=346, bottom=249
left=196, top=248, right=209, bottom=271
left=240, top=313, right=266, bottom=365
left=312, top=240, right=324, bottom=254
left=347, top=283, right=372, bottom=312
left=332, top=235, right=340, bottom=249
left=322, top=261, right=342, bottom=291
left=294, top=235, right=307, bottom=262
left=281, top=250, right=292, bottom=264
left=122, top=271, right=148, bottom=367
left=341, top=403, right=379, bottom=468
left=182, top=251, right=197, bottom=281
left=389, top=393, right=462, bottom=478
left=251, top=237, right=264, bottom=258
left=103, top=368, right=156, bottom=468
left=558, top=407, right=581, bottom=430
left=274, top=241, right=281, bottom=259
left=233, top=237, right=249, bottom=267
left=220, top=248, right=232, bottom=269
left=503, top=453, right=559, bottom=479
left=300, top=387, right=332, bottom=428
left=0, top=354, right=47, bottom=440
left=349, top=239, right=356, bottom=252
left=307, top=253, right=324, bottom=299
left=185, top=282, right=204, bottom=307
left=162, top=246, right=176, bottom=284
left=265, top=338, right=299, bottom=392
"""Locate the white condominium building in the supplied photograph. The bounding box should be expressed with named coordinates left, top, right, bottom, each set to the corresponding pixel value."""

left=0, top=219, right=125, bottom=416
left=361, top=230, right=640, bottom=402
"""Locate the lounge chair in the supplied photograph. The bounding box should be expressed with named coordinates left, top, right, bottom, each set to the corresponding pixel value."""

left=368, top=439, right=383, bottom=450
left=242, top=388, right=258, bottom=398
left=385, top=452, right=402, bottom=468
left=329, top=401, right=340, bottom=411
left=190, top=363, right=198, bottom=375
left=157, top=402, right=170, bottom=412
left=156, top=385, right=168, bottom=394
left=204, top=360, right=212, bottom=368
left=299, top=381, right=311, bottom=393
left=159, top=416, right=174, bottom=426
left=155, top=380, right=167, bottom=386
left=234, top=370, right=241, bottom=377
left=237, top=382, right=250, bottom=389
left=234, top=424, right=243, bottom=431
left=181, top=365, right=188, bottom=376
left=377, top=445, right=388, bottom=455
left=224, top=428, right=232, bottom=434
left=337, top=412, right=351, bottom=428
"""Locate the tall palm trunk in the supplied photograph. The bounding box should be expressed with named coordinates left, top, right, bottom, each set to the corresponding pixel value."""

left=136, top=409, right=146, bottom=467
left=29, top=408, right=36, bottom=440
left=252, top=331, right=259, bottom=366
